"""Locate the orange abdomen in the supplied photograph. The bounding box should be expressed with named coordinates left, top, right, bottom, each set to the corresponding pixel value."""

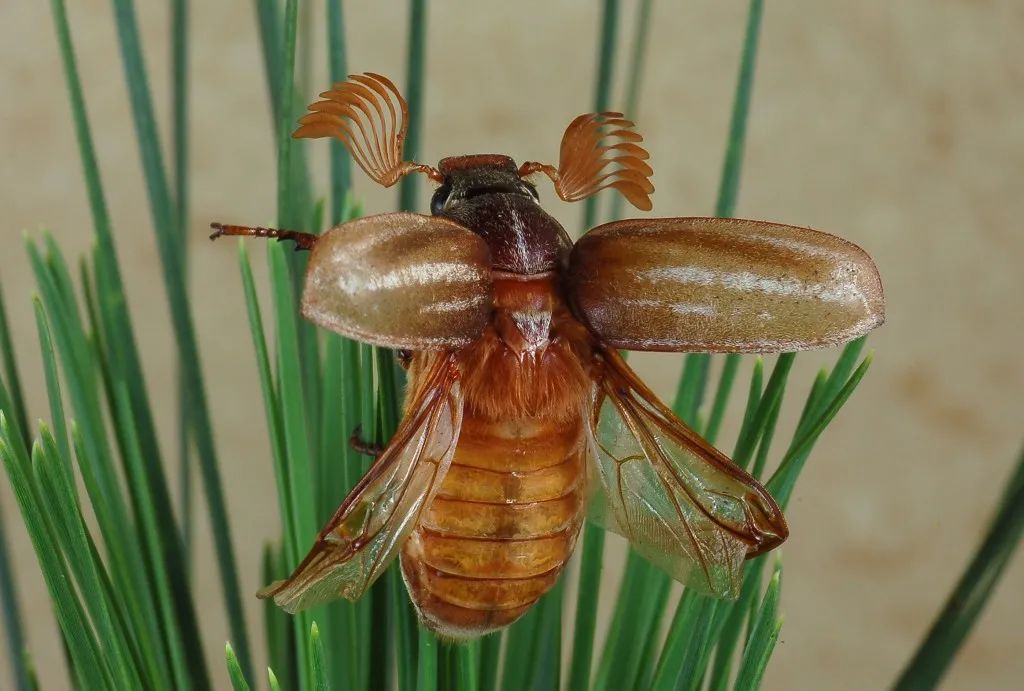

left=400, top=411, right=586, bottom=638
left=400, top=273, right=593, bottom=639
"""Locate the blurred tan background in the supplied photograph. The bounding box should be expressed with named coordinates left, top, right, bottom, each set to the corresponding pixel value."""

left=2, top=1, right=1023, bottom=689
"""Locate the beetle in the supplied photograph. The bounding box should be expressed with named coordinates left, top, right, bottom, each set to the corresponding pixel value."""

left=211, top=72, right=884, bottom=639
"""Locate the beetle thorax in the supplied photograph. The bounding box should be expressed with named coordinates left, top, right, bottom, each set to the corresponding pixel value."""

left=455, top=274, right=593, bottom=424
left=433, top=156, right=573, bottom=275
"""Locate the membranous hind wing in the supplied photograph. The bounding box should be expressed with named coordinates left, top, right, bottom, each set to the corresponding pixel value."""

left=260, top=353, right=462, bottom=612
left=587, top=347, right=787, bottom=598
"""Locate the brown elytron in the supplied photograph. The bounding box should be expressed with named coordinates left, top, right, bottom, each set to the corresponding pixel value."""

left=212, top=73, right=885, bottom=639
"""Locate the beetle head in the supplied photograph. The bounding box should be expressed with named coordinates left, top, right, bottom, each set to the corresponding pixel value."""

left=430, top=155, right=539, bottom=214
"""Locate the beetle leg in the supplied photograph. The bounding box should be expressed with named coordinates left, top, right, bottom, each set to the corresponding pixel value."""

left=396, top=349, right=413, bottom=369
left=349, top=424, right=384, bottom=458
left=209, top=222, right=318, bottom=251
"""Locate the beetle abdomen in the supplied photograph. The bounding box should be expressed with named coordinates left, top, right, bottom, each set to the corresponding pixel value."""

left=400, top=413, right=586, bottom=639
left=398, top=274, right=593, bottom=639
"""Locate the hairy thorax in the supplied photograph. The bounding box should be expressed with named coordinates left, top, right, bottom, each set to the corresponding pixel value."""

left=457, top=273, right=593, bottom=423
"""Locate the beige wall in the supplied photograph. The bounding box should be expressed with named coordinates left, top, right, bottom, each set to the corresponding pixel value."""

left=2, top=1, right=1022, bottom=689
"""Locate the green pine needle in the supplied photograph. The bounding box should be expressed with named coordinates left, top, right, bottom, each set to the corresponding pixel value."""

left=225, top=644, right=251, bottom=691
left=399, top=0, right=429, bottom=214
left=171, top=0, right=193, bottom=575
left=733, top=561, right=782, bottom=690
left=268, top=668, right=283, bottom=691
left=455, top=642, right=479, bottom=691
left=0, top=483, right=29, bottom=691
left=416, top=628, right=438, bottom=691
left=311, top=622, right=331, bottom=691
left=0, top=281, right=30, bottom=442
left=894, top=447, right=1024, bottom=689
left=326, top=0, right=352, bottom=223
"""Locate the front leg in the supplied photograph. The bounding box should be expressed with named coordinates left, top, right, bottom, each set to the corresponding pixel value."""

left=209, top=222, right=318, bottom=250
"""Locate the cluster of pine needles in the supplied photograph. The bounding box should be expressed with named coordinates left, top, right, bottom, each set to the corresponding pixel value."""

left=1, top=1, right=1020, bottom=689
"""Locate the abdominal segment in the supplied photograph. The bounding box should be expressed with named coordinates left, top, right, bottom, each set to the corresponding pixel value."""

left=400, top=413, right=586, bottom=639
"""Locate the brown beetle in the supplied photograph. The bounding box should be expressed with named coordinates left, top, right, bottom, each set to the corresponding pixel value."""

left=211, top=72, right=884, bottom=639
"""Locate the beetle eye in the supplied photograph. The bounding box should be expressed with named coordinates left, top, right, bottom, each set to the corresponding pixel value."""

left=430, top=185, right=451, bottom=214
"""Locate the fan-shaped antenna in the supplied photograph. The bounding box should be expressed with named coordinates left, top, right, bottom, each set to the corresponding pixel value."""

left=519, top=112, right=654, bottom=211
left=293, top=72, right=442, bottom=187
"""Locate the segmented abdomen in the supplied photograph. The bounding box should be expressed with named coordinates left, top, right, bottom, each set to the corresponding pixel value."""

left=400, top=411, right=586, bottom=639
